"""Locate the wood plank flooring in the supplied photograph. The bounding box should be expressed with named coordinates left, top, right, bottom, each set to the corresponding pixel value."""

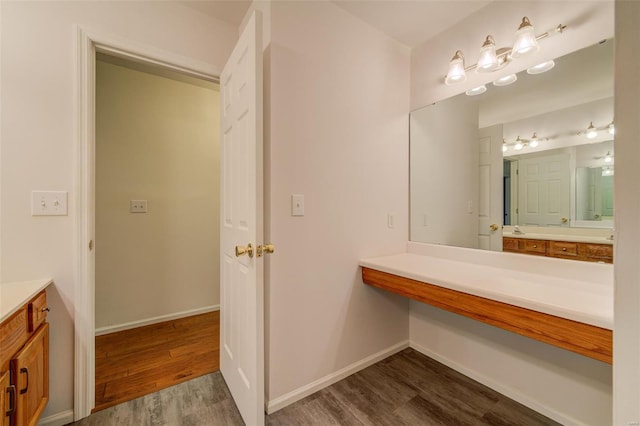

left=76, top=347, right=559, bottom=426
left=94, top=311, right=219, bottom=412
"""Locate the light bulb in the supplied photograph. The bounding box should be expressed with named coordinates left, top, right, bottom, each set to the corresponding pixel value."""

left=512, top=17, right=540, bottom=58
left=527, top=60, right=555, bottom=75
left=465, top=85, right=487, bottom=96
left=477, top=36, right=499, bottom=73
left=608, top=122, right=615, bottom=135
left=514, top=137, right=524, bottom=150
left=586, top=122, right=598, bottom=139
left=493, top=74, right=517, bottom=87
left=502, top=143, right=508, bottom=153
left=445, top=50, right=466, bottom=85
left=529, top=133, right=539, bottom=148
left=604, top=152, right=612, bottom=163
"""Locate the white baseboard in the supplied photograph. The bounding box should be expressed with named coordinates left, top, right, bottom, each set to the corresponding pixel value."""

left=409, top=342, right=582, bottom=426
left=38, top=410, right=74, bottom=426
left=95, top=305, right=220, bottom=336
left=266, top=340, right=410, bottom=414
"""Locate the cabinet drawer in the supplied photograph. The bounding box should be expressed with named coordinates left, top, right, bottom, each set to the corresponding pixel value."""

left=523, top=240, right=546, bottom=254
left=503, top=237, right=519, bottom=252
left=549, top=241, right=579, bottom=257
left=0, top=308, right=28, bottom=373
left=28, top=291, right=47, bottom=333
left=580, top=243, right=613, bottom=263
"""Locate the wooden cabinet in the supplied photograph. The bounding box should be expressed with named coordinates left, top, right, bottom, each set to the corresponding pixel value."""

left=504, top=237, right=613, bottom=263
left=0, top=292, right=49, bottom=426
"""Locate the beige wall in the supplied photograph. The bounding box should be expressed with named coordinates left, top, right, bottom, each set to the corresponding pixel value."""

left=265, top=1, right=411, bottom=405
left=0, top=1, right=236, bottom=419
left=409, top=2, right=615, bottom=425
left=95, top=58, right=219, bottom=331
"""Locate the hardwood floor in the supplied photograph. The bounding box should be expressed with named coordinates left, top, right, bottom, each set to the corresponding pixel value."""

left=76, top=347, right=559, bottom=426
left=94, top=311, right=219, bottom=412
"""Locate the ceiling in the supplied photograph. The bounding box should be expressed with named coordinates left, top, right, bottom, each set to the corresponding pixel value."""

left=180, top=0, right=492, bottom=48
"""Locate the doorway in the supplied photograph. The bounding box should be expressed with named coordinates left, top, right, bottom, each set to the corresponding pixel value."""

left=93, top=53, right=221, bottom=411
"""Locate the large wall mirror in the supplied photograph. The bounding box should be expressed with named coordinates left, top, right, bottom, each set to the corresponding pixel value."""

left=410, top=39, right=614, bottom=261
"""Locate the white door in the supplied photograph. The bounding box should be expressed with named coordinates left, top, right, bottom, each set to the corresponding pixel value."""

left=518, top=153, right=571, bottom=226
left=478, top=125, right=503, bottom=251
left=220, top=11, right=265, bottom=426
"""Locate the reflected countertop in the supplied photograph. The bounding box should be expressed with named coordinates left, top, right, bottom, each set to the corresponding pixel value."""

left=502, top=226, right=614, bottom=245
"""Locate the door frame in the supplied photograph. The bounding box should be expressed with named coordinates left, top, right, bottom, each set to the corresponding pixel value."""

left=74, top=27, right=220, bottom=420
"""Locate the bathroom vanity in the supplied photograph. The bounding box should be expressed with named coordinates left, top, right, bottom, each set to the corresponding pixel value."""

left=0, top=279, right=52, bottom=426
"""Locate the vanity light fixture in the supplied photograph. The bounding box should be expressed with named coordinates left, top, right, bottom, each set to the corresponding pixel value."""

left=602, top=166, right=614, bottom=177
left=502, top=139, right=508, bottom=153
left=604, top=151, right=613, bottom=163
left=514, top=136, right=524, bottom=150
left=442, top=17, right=566, bottom=85
left=493, top=74, right=518, bottom=86
left=608, top=121, right=615, bottom=135
left=465, top=85, right=487, bottom=96
left=512, top=17, right=540, bottom=58
left=445, top=50, right=467, bottom=85
left=529, top=132, right=539, bottom=148
left=527, top=60, right=555, bottom=74
left=586, top=122, right=598, bottom=139
left=477, top=36, right=499, bottom=72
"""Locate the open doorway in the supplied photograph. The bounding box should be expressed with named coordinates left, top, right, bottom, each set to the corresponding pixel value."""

left=93, top=53, right=221, bottom=411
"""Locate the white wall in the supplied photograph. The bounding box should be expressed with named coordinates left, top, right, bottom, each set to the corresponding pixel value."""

left=613, top=1, right=640, bottom=423
left=95, top=58, right=219, bottom=331
left=265, top=0, right=411, bottom=405
left=409, top=2, right=615, bottom=424
left=0, top=1, right=236, bottom=418
left=410, top=95, right=479, bottom=247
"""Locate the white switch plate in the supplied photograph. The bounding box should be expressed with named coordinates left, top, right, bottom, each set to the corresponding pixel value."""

left=291, top=194, right=304, bottom=216
left=130, top=200, right=148, bottom=213
left=31, top=191, right=68, bottom=216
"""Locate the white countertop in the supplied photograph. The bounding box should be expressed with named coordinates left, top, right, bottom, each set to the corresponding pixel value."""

left=360, top=252, right=612, bottom=330
left=0, top=279, right=53, bottom=323
left=504, top=232, right=614, bottom=245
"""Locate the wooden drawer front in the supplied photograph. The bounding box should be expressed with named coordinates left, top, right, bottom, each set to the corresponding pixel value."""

left=503, top=238, right=520, bottom=252
left=549, top=241, right=579, bottom=257
left=523, top=240, right=546, bottom=254
left=581, top=243, right=613, bottom=263
left=28, top=291, right=47, bottom=333
left=0, top=308, right=28, bottom=372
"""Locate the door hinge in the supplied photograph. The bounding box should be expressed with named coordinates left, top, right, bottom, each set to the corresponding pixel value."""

left=89, top=240, right=94, bottom=251
left=516, top=208, right=519, bottom=214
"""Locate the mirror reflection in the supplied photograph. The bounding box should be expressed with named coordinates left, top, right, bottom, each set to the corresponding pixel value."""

left=410, top=39, right=614, bottom=262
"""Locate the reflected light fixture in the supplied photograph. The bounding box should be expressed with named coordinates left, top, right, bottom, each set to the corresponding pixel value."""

left=604, top=151, right=613, bottom=163
left=527, top=60, right=555, bottom=74
left=529, top=132, right=539, bottom=148
left=514, top=136, right=524, bottom=150
left=477, top=36, right=499, bottom=73
left=512, top=17, right=540, bottom=58
left=502, top=139, right=508, bottom=153
left=445, top=50, right=466, bottom=85
left=465, top=85, right=487, bottom=96
left=586, top=122, right=598, bottom=139
left=608, top=121, right=615, bottom=135
left=493, top=74, right=518, bottom=86
left=602, top=166, right=614, bottom=177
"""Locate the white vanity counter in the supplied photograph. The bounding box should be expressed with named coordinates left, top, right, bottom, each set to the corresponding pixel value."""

left=502, top=226, right=614, bottom=245
left=360, top=242, right=613, bottom=330
left=0, top=279, right=53, bottom=323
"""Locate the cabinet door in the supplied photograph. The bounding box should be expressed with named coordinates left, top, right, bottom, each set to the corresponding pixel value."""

left=10, top=323, right=48, bottom=426
left=1, top=370, right=12, bottom=426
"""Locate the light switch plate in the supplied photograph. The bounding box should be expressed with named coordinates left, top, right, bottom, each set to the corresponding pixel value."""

left=130, top=200, right=148, bottom=213
left=291, top=194, right=304, bottom=216
left=31, top=191, right=68, bottom=216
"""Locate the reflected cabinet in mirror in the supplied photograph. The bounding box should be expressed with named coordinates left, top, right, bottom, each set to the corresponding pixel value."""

left=410, top=40, right=614, bottom=262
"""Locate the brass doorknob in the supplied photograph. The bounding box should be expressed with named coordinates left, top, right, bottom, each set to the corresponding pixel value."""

left=235, top=243, right=253, bottom=258
left=257, top=243, right=275, bottom=258
left=489, top=224, right=499, bottom=231
left=561, top=217, right=568, bottom=223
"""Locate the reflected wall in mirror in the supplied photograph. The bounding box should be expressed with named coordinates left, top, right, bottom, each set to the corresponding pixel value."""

left=410, top=39, right=614, bottom=260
